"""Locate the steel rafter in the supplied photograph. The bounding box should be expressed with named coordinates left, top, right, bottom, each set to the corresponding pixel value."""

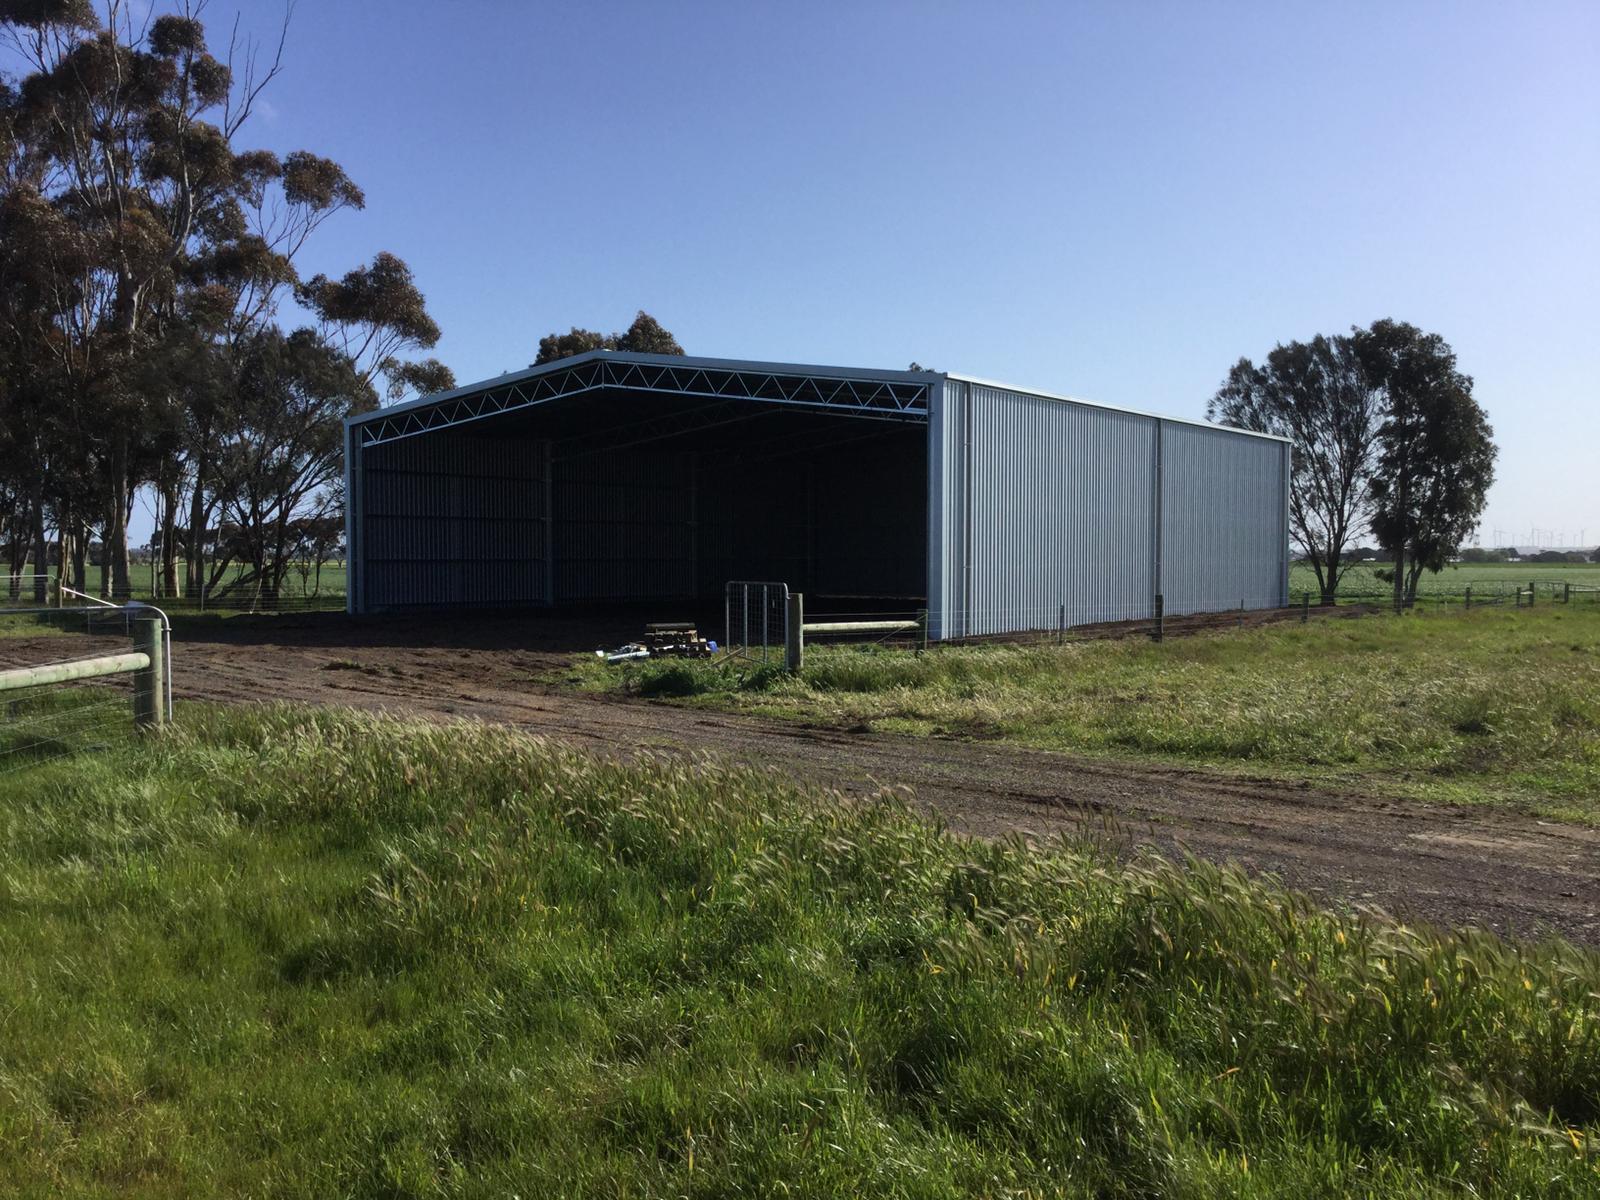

left=355, top=358, right=930, bottom=447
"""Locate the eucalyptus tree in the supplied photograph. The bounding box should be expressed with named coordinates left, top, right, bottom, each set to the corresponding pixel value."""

left=1208, top=334, right=1382, bottom=602
left=534, top=310, right=685, bottom=365
left=1357, top=319, right=1496, bottom=606
left=1210, top=321, right=1495, bottom=607
left=0, top=2, right=296, bottom=594
left=210, top=326, right=371, bottom=603
left=299, top=251, right=453, bottom=403
left=0, top=1, right=448, bottom=601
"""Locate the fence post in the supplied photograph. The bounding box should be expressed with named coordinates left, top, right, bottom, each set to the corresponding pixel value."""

left=1529, top=580, right=1535, bottom=606
left=1153, top=593, right=1164, bottom=642
left=916, top=607, right=929, bottom=653
left=785, top=592, right=804, bottom=672
left=1301, top=591, right=1310, bottom=623
left=1238, top=599, right=1244, bottom=628
left=1464, top=585, right=1471, bottom=609
left=1564, top=582, right=1571, bottom=604
left=133, top=616, right=165, bottom=731
left=1058, top=602, right=1065, bottom=646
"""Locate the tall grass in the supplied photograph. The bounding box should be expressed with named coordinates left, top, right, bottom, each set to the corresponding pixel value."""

left=0, top=705, right=1595, bottom=1196
left=585, top=607, right=1600, bottom=823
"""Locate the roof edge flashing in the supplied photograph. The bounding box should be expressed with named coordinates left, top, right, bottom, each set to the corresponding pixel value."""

left=343, top=353, right=1286, bottom=448
left=942, top=373, right=1292, bottom=445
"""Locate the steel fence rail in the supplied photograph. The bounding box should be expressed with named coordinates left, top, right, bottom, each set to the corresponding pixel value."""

left=0, top=604, right=174, bottom=778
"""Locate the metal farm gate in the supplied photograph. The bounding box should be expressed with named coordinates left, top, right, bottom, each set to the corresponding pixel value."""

left=724, top=581, right=789, bottom=663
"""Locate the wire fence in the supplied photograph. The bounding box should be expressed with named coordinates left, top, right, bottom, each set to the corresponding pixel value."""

left=150, top=585, right=345, bottom=614
left=0, top=604, right=171, bottom=777
left=1313, top=579, right=1600, bottom=610
left=1, top=573, right=51, bottom=605
left=2, top=567, right=346, bottom=614
left=721, top=577, right=1600, bottom=667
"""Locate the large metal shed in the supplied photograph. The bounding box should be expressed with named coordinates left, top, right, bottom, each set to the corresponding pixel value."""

left=344, top=351, right=1290, bottom=639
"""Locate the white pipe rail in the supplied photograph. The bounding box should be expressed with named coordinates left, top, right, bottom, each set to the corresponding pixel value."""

left=0, top=619, right=165, bottom=731
left=0, top=601, right=173, bottom=723
left=0, top=652, right=149, bottom=691
left=801, top=620, right=921, bottom=634
left=783, top=594, right=929, bottom=670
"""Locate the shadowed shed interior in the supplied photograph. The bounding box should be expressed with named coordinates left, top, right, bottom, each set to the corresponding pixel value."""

left=350, top=356, right=930, bottom=611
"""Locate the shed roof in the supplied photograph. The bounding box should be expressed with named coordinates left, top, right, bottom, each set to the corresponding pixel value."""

left=346, top=350, right=1289, bottom=447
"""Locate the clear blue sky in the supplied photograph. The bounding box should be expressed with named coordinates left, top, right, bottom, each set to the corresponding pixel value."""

left=152, top=1, right=1600, bottom=547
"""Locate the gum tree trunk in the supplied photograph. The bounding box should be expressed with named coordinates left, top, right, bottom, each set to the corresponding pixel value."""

left=105, top=437, right=133, bottom=600
left=159, top=477, right=181, bottom=598
left=70, top=518, right=87, bottom=592
left=30, top=499, right=47, bottom=604
left=186, top=464, right=208, bottom=598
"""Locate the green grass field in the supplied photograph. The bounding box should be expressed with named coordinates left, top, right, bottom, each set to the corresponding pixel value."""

left=581, top=606, right=1600, bottom=824
left=0, top=704, right=1595, bottom=1196
left=1291, top=559, right=1600, bottom=600
left=5, top=562, right=347, bottom=606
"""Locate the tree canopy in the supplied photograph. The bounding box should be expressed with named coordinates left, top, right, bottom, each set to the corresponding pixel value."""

left=1209, top=334, right=1381, bottom=602
left=1209, top=320, right=1496, bottom=605
left=0, top=2, right=447, bottom=603
left=1358, top=320, right=1496, bottom=605
left=534, top=310, right=684, bottom=365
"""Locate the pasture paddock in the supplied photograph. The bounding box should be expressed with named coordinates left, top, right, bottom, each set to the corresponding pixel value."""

left=587, top=604, right=1600, bottom=825
left=1291, top=559, right=1600, bottom=601
left=0, top=706, right=1594, bottom=1195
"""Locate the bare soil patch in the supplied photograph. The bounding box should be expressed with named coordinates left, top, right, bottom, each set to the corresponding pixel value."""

left=10, top=610, right=1597, bottom=945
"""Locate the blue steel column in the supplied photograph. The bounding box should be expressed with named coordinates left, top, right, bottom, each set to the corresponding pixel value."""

left=344, top=421, right=362, bottom=614
left=925, top=377, right=945, bottom=640
left=1152, top=417, right=1163, bottom=616
left=1281, top=438, right=1292, bottom=606
left=543, top=439, right=555, bottom=606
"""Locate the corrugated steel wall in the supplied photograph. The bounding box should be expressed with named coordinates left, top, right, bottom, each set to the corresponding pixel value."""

left=810, top=436, right=925, bottom=597
left=929, top=380, right=1287, bottom=638
left=359, top=434, right=549, bottom=608
left=553, top=449, right=696, bottom=601
left=926, top=377, right=963, bottom=636
left=1158, top=422, right=1288, bottom=616
left=695, top=434, right=924, bottom=599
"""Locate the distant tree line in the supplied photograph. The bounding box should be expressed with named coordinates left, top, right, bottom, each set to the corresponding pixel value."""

left=1458, top=547, right=1596, bottom=565
left=0, top=1, right=451, bottom=604
left=1209, top=319, right=1497, bottom=606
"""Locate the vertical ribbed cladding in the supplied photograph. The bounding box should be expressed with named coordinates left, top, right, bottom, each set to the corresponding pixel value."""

left=1158, top=421, right=1288, bottom=616
left=931, top=381, right=1289, bottom=640
left=359, top=433, right=548, bottom=609
left=553, top=448, right=696, bottom=602
left=810, top=431, right=925, bottom=597
left=926, top=377, right=966, bottom=638
left=345, top=424, right=362, bottom=612
left=958, top=384, right=1156, bottom=636
left=690, top=427, right=923, bottom=601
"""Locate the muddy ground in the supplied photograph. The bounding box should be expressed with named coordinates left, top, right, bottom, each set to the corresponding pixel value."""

left=7, top=610, right=1598, bottom=947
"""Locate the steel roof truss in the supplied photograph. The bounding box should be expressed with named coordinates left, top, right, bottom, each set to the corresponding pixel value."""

left=356, top=357, right=930, bottom=446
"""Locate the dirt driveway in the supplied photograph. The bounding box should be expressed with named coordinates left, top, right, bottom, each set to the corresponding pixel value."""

left=13, top=611, right=1599, bottom=946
